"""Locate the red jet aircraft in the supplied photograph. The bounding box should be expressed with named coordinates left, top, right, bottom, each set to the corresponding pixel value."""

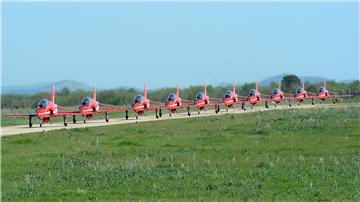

left=163, top=85, right=192, bottom=116
left=1, top=85, right=77, bottom=127
left=243, top=81, right=270, bottom=109
left=75, top=84, right=129, bottom=123
left=130, top=83, right=163, bottom=119
left=223, top=81, right=239, bottom=109
left=294, top=79, right=308, bottom=104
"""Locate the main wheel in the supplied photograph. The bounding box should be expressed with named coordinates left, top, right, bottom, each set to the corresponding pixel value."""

left=83, top=120, right=86, bottom=123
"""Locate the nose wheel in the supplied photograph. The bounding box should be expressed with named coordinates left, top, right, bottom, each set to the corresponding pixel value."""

left=125, top=110, right=129, bottom=120
left=63, top=116, right=68, bottom=126
left=28, top=115, right=33, bottom=128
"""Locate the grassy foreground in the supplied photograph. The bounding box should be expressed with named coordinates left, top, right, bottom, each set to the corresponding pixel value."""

left=1, top=106, right=360, bottom=201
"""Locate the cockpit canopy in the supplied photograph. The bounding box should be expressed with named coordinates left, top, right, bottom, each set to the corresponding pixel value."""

left=272, top=88, right=280, bottom=95
left=38, top=99, right=49, bottom=109
left=318, top=87, right=326, bottom=93
left=224, top=90, right=232, bottom=99
left=80, top=96, right=92, bottom=106
left=248, top=89, right=256, bottom=96
left=167, top=93, right=176, bottom=102
left=134, top=95, right=144, bottom=104
left=296, top=87, right=304, bottom=94
left=196, top=92, right=204, bottom=100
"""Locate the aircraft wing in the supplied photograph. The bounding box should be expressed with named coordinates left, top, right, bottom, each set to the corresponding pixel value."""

left=1, top=113, right=35, bottom=117
left=96, top=107, right=132, bottom=113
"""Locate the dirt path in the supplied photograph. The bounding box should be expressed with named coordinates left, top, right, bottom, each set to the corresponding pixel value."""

left=1, top=103, right=358, bottom=137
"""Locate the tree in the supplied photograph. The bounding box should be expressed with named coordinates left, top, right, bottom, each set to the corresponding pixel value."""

left=281, top=74, right=301, bottom=93
left=59, top=87, right=71, bottom=96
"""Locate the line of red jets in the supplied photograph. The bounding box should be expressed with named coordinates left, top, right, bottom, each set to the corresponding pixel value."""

left=2, top=80, right=352, bottom=128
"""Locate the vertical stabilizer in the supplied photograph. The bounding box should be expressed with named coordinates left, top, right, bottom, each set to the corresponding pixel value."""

left=93, top=84, right=97, bottom=100
left=51, top=85, right=55, bottom=103
left=204, top=81, right=207, bottom=96
left=176, top=84, right=179, bottom=97
left=278, top=81, right=281, bottom=90
left=144, top=82, right=147, bottom=98
left=302, top=79, right=305, bottom=89
left=256, top=81, right=258, bottom=93
left=232, top=81, right=236, bottom=93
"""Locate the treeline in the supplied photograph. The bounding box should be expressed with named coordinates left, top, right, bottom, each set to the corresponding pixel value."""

left=2, top=75, right=359, bottom=109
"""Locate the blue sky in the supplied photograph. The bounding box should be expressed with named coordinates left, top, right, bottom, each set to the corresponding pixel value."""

left=2, top=2, right=359, bottom=89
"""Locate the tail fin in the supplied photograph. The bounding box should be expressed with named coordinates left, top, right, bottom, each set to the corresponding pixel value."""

left=232, top=81, right=236, bottom=93
left=204, top=81, right=207, bottom=96
left=302, top=79, right=305, bottom=89
left=93, top=84, right=96, bottom=100
left=278, top=81, right=281, bottom=90
left=176, top=84, right=179, bottom=97
left=324, top=81, right=326, bottom=89
left=256, top=81, right=258, bottom=92
left=144, top=82, right=147, bottom=98
left=51, top=85, right=55, bottom=103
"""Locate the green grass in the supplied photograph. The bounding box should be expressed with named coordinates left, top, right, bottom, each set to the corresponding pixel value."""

left=1, top=106, right=360, bottom=201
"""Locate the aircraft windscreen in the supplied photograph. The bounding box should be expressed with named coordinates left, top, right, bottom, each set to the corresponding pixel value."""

left=167, top=93, right=176, bottom=102
left=272, top=88, right=280, bottom=95
left=296, top=87, right=303, bottom=94
left=134, top=95, right=143, bottom=104
left=248, top=89, right=256, bottom=96
left=196, top=92, right=204, bottom=100
left=319, top=87, right=325, bottom=93
left=38, top=99, right=49, bottom=109
left=81, top=97, right=92, bottom=106
left=224, top=90, right=232, bottom=98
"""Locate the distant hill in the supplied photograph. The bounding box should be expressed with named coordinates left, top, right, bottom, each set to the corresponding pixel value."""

left=259, top=74, right=333, bottom=85
left=1, top=80, right=91, bottom=95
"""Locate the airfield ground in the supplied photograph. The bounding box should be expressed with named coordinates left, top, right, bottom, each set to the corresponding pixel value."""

left=1, top=103, right=360, bottom=200
left=0, top=102, right=358, bottom=136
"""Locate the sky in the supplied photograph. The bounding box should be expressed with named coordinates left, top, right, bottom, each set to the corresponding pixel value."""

left=2, top=1, right=359, bottom=89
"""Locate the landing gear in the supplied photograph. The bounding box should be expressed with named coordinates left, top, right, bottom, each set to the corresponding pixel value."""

left=63, top=116, right=68, bottom=126
left=333, top=97, right=336, bottom=104
left=215, top=105, right=220, bottom=114
left=187, top=107, right=191, bottom=116
left=241, top=103, right=246, bottom=111
left=105, top=112, right=109, bottom=123
left=73, top=115, right=76, bottom=124
left=288, top=100, right=292, bottom=107
left=83, top=119, right=86, bottom=124
left=155, top=109, right=159, bottom=119
left=125, top=110, right=129, bottom=120
left=159, top=109, right=162, bottom=118
left=40, top=120, right=43, bottom=127
left=265, top=101, right=269, bottom=108
left=28, top=115, right=33, bottom=128
left=311, top=98, right=314, bottom=105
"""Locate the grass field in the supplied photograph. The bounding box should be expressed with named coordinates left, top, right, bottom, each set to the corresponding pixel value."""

left=1, top=105, right=360, bottom=201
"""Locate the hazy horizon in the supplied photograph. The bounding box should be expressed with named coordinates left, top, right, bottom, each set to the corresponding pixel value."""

left=2, top=2, right=359, bottom=89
